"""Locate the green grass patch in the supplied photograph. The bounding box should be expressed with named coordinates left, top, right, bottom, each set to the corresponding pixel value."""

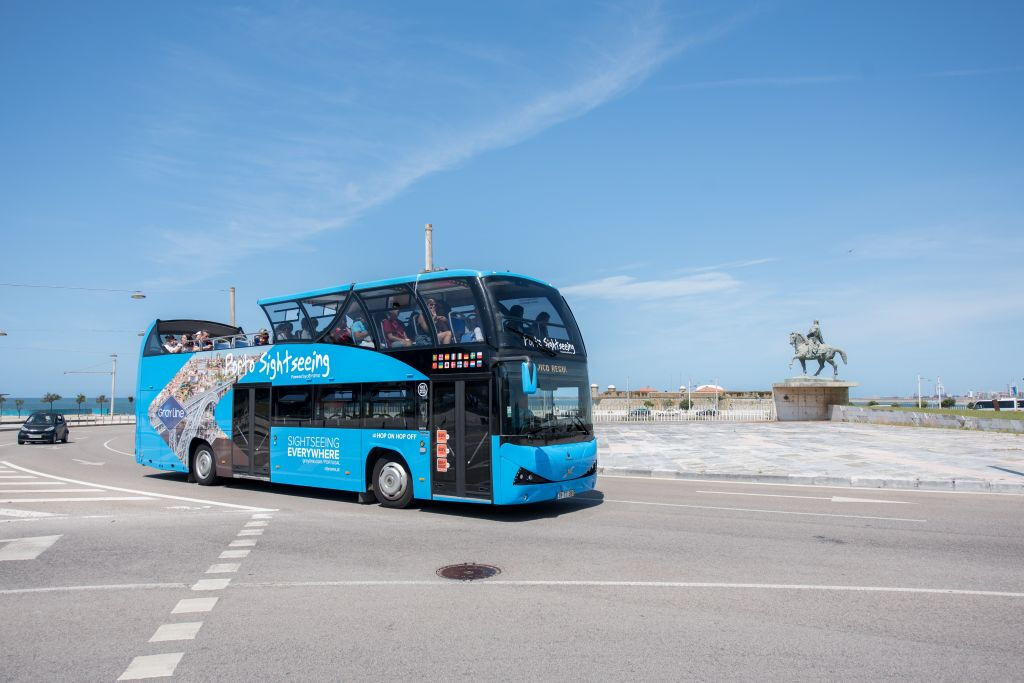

left=867, top=406, right=1024, bottom=420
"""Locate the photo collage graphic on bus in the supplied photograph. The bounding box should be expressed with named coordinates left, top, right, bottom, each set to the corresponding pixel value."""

left=431, top=351, right=484, bottom=370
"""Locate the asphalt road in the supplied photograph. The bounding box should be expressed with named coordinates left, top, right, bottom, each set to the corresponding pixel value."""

left=1, top=426, right=1022, bottom=681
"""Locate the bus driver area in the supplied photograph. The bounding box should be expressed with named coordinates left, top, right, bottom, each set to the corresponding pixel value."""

left=134, top=269, right=598, bottom=509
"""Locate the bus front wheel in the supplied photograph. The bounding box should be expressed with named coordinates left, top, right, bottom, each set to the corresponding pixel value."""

left=193, top=444, right=218, bottom=486
left=372, top=456, right=413, bottom=509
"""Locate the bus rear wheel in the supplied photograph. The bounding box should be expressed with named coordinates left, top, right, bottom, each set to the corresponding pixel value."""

left=192, top=444, right=218, bottom=486
left=372, top=456, right=413, bottom=509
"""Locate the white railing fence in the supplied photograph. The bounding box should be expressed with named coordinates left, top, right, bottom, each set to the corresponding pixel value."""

left=593, top=404, right=776, bottom=423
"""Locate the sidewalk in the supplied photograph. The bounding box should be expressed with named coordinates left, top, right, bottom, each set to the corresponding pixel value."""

left=596, top=421, right=1024, bottom=493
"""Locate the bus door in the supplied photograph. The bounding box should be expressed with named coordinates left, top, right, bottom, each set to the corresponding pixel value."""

left=431, top=379, right=492, bottom=500
left=231, top=385, right=271, bottom=477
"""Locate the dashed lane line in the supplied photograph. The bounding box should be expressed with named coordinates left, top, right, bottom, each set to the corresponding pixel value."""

left=0, top=583, right=187, bottom=595
left=118, top=653, right=184, bottom=681
left=0, top=534, right=62, bottom=560
left=171, top=597, right=218, bottom=614
left=0, top=461, right=277, bottom=512
left=696, top=490, right=915, bottom=504
left=149, top=622, right=203, bottom=642
left=0, top=508, right=57, bottom=518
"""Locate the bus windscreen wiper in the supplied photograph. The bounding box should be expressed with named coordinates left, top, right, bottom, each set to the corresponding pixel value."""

left=503, top=324, right=557, bottom=357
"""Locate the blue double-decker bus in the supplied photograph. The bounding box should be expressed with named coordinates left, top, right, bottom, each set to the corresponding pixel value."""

left=135, top=270, right=596, bottom=507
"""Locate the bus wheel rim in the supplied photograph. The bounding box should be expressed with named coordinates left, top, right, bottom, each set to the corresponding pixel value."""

left=378, top=463, right=407, bottom=500
left=196, top=451, right=213, bottom=479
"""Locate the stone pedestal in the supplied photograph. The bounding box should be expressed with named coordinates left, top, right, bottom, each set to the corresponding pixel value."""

left=773, top=378, right=859, bottom=421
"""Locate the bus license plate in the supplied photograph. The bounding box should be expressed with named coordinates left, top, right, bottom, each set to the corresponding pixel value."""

left=557, top=490, right=575, bottom=499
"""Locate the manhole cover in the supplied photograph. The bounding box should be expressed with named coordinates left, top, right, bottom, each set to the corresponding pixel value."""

left=436, top=563, right=502, bottom=581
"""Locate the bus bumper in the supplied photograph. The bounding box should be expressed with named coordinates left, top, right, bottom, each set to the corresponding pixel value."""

left=493, top=472, right=597, bottom=505
left=492, top=438, right=598, bottom=505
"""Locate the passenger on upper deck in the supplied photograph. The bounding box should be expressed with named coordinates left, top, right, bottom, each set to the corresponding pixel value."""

left=329, top=320, right=353, bottom=345
left=504, top=304, right=525, bottom=332
left=382, top=303, right=412, bottom=348
left=194, top=330, right=214, bottom=351
left=180, top=333, right=195, bottom=352
left=423, top=297, right=453, bottom=345
left=163, top=335, right=182, bottom=353
left=256, top=329, right=270, bottom=346
left=349, top=310, right=373, bottom=347
left=274, top=322, right=294, bottom=341
left=534, top=311, right=550, bottom=339
left=299, top=316, right=318, bottom=340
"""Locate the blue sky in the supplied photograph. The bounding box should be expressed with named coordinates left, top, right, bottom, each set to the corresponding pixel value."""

left=1, top=1, right=1022, bottom=398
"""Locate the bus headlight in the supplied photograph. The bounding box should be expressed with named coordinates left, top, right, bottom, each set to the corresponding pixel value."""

left=513, top=467, right=552, bottom=485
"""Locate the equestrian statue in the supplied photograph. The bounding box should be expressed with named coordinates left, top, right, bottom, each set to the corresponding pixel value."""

left=788, top=320, right=848, bottom=378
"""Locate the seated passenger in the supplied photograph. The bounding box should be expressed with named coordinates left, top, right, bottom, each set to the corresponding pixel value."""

left=534, top=311, right=550, bottom=339
left=505, top=304, right=525, bottom=332
left=460, top=313, right=484, bottom=343
left=329, top=321, right=353, bottom=345
left=382, top=303, right=412, bottom=348
left=256, top=329, right=270, bottom=346
left=274, top=323, right=293, bottom=341
left=349, top=311, right=373, bottom=347
left=195, top=330, right=214, bottom=351
left=423, top=298, right=453, bottom=345
left=163, top=335, right=182, bottom=353
left=300, top=316, right=318, bottom=340
left=180, top=333, right=196, bottom=352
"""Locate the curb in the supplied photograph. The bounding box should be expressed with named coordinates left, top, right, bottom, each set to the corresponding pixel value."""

left=597, top=466, right=1024, bottom=494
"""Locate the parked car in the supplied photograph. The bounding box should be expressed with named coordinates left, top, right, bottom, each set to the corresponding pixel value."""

left=18, top=411, right=70, bottom=444
left=694, top=408, right=719, bottom=417
left=627, top=407, right=652, bottom=419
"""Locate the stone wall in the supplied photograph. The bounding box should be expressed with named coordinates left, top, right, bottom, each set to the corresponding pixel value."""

left=774, top=385, right=850, bottom=421
left=831, top=405, right=1024, bottom=434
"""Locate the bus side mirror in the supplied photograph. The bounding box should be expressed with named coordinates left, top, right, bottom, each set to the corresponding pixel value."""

left=521, top=361, right=538, bottom=395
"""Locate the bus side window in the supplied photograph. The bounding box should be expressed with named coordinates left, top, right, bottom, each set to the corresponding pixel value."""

left=365, top=383, right=416, bottom=429
left=273, top=386, right=313, bottom=427
left=317, top=385, right=362, bottom=428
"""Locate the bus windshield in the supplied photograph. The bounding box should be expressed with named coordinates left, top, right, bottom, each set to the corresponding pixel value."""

left=499, top=361, right=592, bottom=443
left=485, top=276, right=584, bottom=357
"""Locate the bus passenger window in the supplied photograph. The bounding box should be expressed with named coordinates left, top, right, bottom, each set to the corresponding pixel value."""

left=365, top=384, right=415, bottom=429
left=416, top=278, right=486, bottom=344
left=317, top=385, right=362, bottom=427
left=273, top=387, right=312, bottom=426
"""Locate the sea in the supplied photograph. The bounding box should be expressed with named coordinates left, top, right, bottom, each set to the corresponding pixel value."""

left=0, top=397, right=136, bottom=417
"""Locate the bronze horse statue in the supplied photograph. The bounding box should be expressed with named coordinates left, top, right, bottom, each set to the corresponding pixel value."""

left=788, top=332, right=847, bottom=378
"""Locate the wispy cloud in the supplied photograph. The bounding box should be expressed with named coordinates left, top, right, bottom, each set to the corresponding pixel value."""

left=666, top=74, right=857, bottom=89
left=135, top=4, right=745, bottom=282
left=562, top=272, right=739, bottom=301
left=680, top=257, right=778, bottom=273
left=924, top=65, right=1024, bottom=78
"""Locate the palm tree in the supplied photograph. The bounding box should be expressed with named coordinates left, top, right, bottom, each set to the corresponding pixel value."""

left=127, top=395, right=135, bottom=414
left=15, top=399, right=24, bottom=419
left=95, top=394, right=107, bottom=416
left=75, top=393, right=87, bottom=417
left=0, top=394, right=6, bottom=415
left=41, top=392, right=62, bottom=411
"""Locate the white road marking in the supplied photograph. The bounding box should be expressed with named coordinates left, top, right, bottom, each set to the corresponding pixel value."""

left=149, top=621, right=203, bottom=642
left=244, top=520, right=267, bottom=527
left=0, top=461, right=276, bottom=512
left=250, top=513, right=273, bottom=519
left=72, top=459, right=105, bottom=466
left=0, top=482, right=66, bottom=486
left=206, top=563, right=240, bottom=573
left=0, top=496, right=154, bottom=503
left=0, top=488, right=103, bottom=494
left=219, top=549, right=250, bottom=559
left=171, top=597, right=218, bottom=614
left=237, top=529, right=263, bottom=536
left=0, top=534, right=61, bottom=561
left=0, top=582, right=185, bottom=595
left=0, top=508, right=57, bottom=518
left=191, top=578, right=231, bottom=591
left=0, top=476, right=37, bottom=479
left=696, top=490, right=914, bottom=505
left=0, top=516, right=70, bottom=524
left=598, top=473, right=1024, bottom=496
left=229, top=539, right=257, bottom=547
left=118, top=653, right=184, bottom=680
left=235, top=580, right=1024, bottom=598
left=102, top=439, right=134, bottom=457
left=590, top=497, right=927, bottom=523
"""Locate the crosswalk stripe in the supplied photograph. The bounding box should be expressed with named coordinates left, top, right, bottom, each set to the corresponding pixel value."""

left=0, top=534, right=61, bottom=560
left=0, top=508, right=57, bottom=519
left=0, top=497, right=154, bottom=503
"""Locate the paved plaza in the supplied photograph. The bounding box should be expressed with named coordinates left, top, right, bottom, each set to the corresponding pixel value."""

left=597, top=421, right=1024, bottom=491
